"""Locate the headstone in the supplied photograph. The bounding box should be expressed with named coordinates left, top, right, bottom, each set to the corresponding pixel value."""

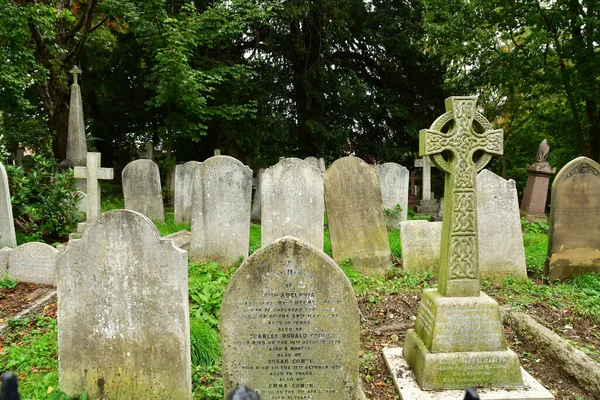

left=57, top=210, right=191, bottom=399
left=7, top=242, right=58, bottom=285
left=477, top=169, right=528, bottom=282
left=221, top=236, right=361, bottom=399
left=0, top=247, right=12, bottom=275
left=214, top=149, right=221, bottom=156
left=408, top=170, right=420, bottom=209
left=190, top=156, right=252, bottom=265
left=324, top=156, right=392, bottom=274
left=60, top=66, right=87, bottom=192
left=318, top=157, right=326, bottom=172
left=122, top=159, right=165, bottom=222
left=74, top=152, right=114, bottom=221
left=398, top=96, right=523, bottom=390
left=261, top=158, right=324, bottom=249
left=250, top=168, right=265, bottom=222
left=174, top=161, right=202, bottom=224
left=415, top=157, right=439, bottom=215
left=546, top=156, right=600, bottom=279
left=400, top=220, right=442, bottom=275
left=520, top=140, right=556, bottom=221
left=146, top=142, right=154, bottom=161
left=377, top=162, right=409, bottom=228
left=0, top=161, right=17, bottom=248
left=304, top=156, right=323, bottom=172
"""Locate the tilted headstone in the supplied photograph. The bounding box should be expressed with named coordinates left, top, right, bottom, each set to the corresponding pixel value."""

left=190, top=156, right=252, bottom=265
left=547, top=156, right=600, bottom=279
left=57, top=210, right=191, bottom=399
left=0, top=162, right=16, bottom=248
left=174, top=161, right=202, bottom=224
left=122, top=159, right=165, bottom=222
left=261, top=158, right=324, bottom=249
left=477, top=169, right=527, bottom=282
left=250, top=168, right=265, bottom=222
left=398, top=97, right=522, bottom=390
left=7, top=242, right=58, bottom=285
left=400, top=220, right=442, bottom=275
left=324, top=156, right=391, bottom=274
left=74, top=152, right=114, bottom=221
left=377, top=162, right=409, bottom=228
left=221, top=236, right=361, bottom=399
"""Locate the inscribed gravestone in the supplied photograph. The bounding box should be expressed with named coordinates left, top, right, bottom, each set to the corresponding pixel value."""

left=221, top=236, right=360, bottom=399
left=190, top=156, right=252, bottom=265
left=325, top=157, right=391, bottom=274
left=377, top=163, right=409, bottom=228
left=400, top=220, right=442, bottom=275
left=547, top=156, right=600, bottom=279
left=398, top=96, right=522, bottom=390
left=476, top=169, right=527, bottom=282
left=8, top=242, right=58, bottom=285
left=0, top=161, right=16, bottom=248
left=174, top=161, right=202, bottom=224
left=57, top=210, right=191, bottom=399
left=122, top=159, right=165, bottom=222
left=261, top=158, right=324, bottom=249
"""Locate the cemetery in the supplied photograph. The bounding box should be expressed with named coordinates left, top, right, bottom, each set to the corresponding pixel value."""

left=1, top=2, right=600, bottom=400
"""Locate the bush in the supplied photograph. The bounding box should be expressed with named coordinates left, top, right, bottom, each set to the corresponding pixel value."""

left=6, top=153, right=80, bottom=242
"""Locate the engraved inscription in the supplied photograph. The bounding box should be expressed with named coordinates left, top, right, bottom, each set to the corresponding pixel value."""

left=438, top=357, right=509, bottom=385
left=436, top=308, right=502, bottom=349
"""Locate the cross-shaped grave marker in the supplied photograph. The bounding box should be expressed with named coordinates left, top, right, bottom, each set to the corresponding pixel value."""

left=74, top=152, right=114, bottom=221
left=414, top=156, right=433, bottom=201
left=420, top=96, right=503, bottom=297
left=70, top=65, right=82, bottom=85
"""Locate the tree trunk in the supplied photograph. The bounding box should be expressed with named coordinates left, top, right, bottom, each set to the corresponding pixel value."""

left=50, top=89, right=70, bottom=160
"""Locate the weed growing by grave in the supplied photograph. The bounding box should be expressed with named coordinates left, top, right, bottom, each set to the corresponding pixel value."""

left=155, top=212, right=191, bottom=236
left=0, top=273, right=17, bottom=289
left=188, top=261, right=234, bottom=328
left=523, top=230, right=548, bottom=278
left=192, top=364, right=223, bottom=399
left=99, top=194, right=125, bottom=212
left=249, top=223, right=261, bottom=254
left=190, top=318, right=221, bottom=368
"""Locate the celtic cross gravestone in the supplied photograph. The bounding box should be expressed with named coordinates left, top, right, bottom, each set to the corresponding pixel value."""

left=420, top=96, right=503, bottom=297
left=398, top=97, right=523, bottom=391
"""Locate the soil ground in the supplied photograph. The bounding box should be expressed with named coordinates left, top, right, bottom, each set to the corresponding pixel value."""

left=1, top=283, right=597, bottom=399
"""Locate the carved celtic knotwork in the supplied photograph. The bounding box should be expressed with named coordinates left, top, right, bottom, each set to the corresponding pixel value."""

left=452, top=192, right=475, bottom=233
left=566, top=163, right=600, bottom=178
left=448, top=236, right=477, bottom=279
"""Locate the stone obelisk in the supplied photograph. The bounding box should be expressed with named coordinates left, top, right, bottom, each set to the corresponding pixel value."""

left=60, top=66, right=88, bottom=191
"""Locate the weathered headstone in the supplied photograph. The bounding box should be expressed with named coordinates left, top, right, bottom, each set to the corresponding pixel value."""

left=0, top=247, right=12, bottom=275
left=304, top=156, right=325, bottom=173
left=261, top=158, right=324, bottom=249
left=250, top=168, right=265, bottom=222
left=122, top=159, right=165, bottom=222
left=60, top=66, right=88, bottom=192
left=221, top=236, right=360, bottom=399
left=414, top=157, right=439, bottom=215
left=520, top=139, right=556, bottom=221
left=377, top=162, right=409, bottom=228
left=57, top=210, right=191, bottom=399
left=546, top=156, right=600, bottom=279
left=477, top=169, right=527, bottom=282
left=74, top=152, right=114, bottom=221
left=7, top=242, right=58, bottom=285
left=0, top=161, right=16, bottom=248
left=174, top=161, right=202, bottom=224
left=324, top=156, right=391, bottom=274
left=400, top=220, right=442, bottom=275
left=396, top=97, right=523, bottom=391
left=190, top=156, right=252, bottom=265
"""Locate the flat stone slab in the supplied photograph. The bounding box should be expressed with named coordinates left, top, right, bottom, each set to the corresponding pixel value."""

left=383, top=347, right=554, bottom=400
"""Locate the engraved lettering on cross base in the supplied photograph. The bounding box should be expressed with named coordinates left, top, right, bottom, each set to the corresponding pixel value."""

left=419, top=96, right=503, bottom=297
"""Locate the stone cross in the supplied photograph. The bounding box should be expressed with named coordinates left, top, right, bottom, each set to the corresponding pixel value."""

left=214, top=149, right=221, bottom=156
left=420, top=96, right=503, bottom=297
left=70, top=66, right=82, bottom=85
left=74, top=152, right=114, bottom=221
left=414, top=157, right=433, bottom=200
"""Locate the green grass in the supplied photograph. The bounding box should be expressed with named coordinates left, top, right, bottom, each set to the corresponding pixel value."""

left=155, top=212, right=191, bottom=236
left=249, top=223, right=261, bottom=254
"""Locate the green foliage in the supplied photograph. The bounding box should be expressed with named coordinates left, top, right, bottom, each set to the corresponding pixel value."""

left=388, top=229, right=401, bottom=259
left=189, top=319, right=221, bottom=369
left=522, top=229, right=548, bottom=278
left=407, top=209, right=430, bottom=221
left=520, top=218, right=548, bottom=235
left=188, top=262, right=233, bottom=329
left=249, top=223, right=262, bottom=255
left=0, top=273, right=18, bottom=289
left=154, top=213, right=191, bottom=237
left=192, top=364, right=223, bottom=400
left=6, top=153, right=80, bottom=243
left=384, top=204, right=402, bottom=218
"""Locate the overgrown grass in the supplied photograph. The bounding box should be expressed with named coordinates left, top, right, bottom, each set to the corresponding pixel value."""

left=249, top=223, right=261, bottom=254
left=155, top=212, right=191, bottom=237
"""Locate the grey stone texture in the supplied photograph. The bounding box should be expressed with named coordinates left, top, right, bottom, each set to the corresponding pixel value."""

left=221, top=236, right=360, bottom=399
left=190, top=156, right=252, bottom=265
left=7, top=242, right=58, bottom=285
left=250, top=168, right=265, bottom=222
left=0, top=161, right=16, bottom=248
left=74, top=152, right=114, bottom=221
left=304, top=156, right=326, bottom=172
left=122, top=159, right=165, bottom=222
left=400, top=220, right=442, bottom=276
left=174, top=161, right=202, bottom=224
left=56, top=210, right=191, bottom=399
left=324, top=156, right=392, bottom=274
left=476, top=169, right=527, bottom=282
left=60, top=66, right=87, bottom=170
left=261, top=158, right=324, bottom=249
left=377, top=162, right=409, bottom=228
left=0, top=247, right=11, bottom=275
left=414, top=157, right=433, bottom=201
left=547, top=156, right=600, bottom=279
